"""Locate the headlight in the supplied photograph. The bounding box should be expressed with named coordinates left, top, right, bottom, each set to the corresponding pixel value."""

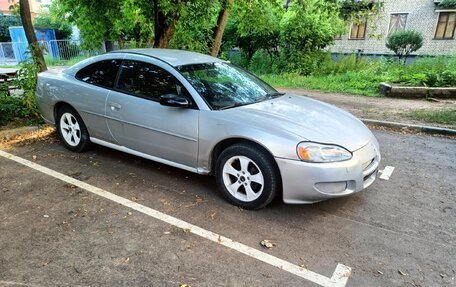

left=297, top=142, right=352, bottom=163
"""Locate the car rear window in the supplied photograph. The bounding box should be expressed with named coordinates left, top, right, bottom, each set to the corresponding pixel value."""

left=75, top=59, right=121, bottom=89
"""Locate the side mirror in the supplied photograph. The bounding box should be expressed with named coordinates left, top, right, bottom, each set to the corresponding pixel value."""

left=159, top=94, right=190, bottom=108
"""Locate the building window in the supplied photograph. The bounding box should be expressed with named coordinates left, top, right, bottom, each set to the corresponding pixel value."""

left=388, top=13, right=408, bottom=35
left=435, top=12, right=456, bottom=40
left=350, top=21, right=366, bottom=39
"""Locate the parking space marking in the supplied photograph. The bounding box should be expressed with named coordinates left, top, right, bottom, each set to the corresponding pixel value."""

left=0, top=150, right=351, bottom=287
left=379, top=166, right=395, bottom=180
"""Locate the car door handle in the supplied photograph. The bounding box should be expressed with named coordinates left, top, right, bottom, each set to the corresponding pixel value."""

left=109, top=102, right=121, bottom=111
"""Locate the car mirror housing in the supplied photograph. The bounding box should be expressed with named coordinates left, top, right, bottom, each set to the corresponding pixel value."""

left=159, top=94, right=190, bottom=108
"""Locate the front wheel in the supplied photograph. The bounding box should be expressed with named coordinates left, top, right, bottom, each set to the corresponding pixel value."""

left=56, top=106, right=91, bottom=152
left=215, top=143, right=280, bottom=210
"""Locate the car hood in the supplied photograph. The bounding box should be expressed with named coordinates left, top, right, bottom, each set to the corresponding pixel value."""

left=226, top=94, right=373, bottom=152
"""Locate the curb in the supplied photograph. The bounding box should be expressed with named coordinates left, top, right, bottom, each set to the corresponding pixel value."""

left=362, top=119, right=456, bottom=136
left=0, top=126, right=40, bottom=140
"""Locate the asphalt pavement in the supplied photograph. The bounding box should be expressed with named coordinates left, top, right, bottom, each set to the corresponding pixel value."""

left=0, top=129, right=455, bottom=286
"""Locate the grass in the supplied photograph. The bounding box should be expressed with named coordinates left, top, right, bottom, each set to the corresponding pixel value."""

left=407, top=109, right=456, bottom=129
left=260, top=72, right=383, bottom=97
left=43, top=55, right=90, bottom=67
left=248, top=53, right=456, bottom=97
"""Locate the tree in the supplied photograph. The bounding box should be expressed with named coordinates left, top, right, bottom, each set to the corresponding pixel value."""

left=170, top=0, right=219, bottom=52
left=211, top=0, right=234, bottom=56
left=19, top=0, right=47, bottom=72
left=386, top=30, right=423, bottom=63
left=223, top=0, right=282, bottom=62
left=53, top=0, right=207, bottom=49
left=279, top=0, right=343, bottom=74
left=0, top=13, right=21, bottom=42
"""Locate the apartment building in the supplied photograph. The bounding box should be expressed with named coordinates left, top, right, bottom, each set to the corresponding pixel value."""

left=330, top=0, right=456, bottom=55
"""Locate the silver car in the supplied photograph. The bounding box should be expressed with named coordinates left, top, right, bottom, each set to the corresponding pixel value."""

left=36, top=49, right=381, bottom=209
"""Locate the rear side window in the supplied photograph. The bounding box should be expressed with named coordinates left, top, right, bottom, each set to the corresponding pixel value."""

left=116, top=60, right=184, bottom=102
left=75, top=59, right=121, bottom=88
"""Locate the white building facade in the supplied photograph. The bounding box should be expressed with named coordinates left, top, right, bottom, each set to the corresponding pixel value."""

left=330, top=0, right=456, bottom=56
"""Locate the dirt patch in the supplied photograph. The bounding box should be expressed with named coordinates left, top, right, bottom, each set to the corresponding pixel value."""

left=0, top=125, right=56, bottom=150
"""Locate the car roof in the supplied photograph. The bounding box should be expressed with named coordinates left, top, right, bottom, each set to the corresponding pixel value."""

left=110, top=48, right=224, bottom=67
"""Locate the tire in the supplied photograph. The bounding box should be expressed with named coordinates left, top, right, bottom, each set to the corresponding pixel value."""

left=56, top=105, right=91, bottom=153
left=215, top=143, right=280, bottom=210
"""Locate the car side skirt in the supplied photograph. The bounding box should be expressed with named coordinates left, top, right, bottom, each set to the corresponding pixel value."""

left=89, top=137, right=209, bottom=175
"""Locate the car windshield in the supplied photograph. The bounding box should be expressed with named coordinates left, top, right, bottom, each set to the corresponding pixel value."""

left=177, top=62, right=282, bottom=110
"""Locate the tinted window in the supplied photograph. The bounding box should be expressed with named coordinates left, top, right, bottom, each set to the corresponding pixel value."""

left=116, top=60, right=186, bottom=102
left=75, top=59, right=121, bottom=88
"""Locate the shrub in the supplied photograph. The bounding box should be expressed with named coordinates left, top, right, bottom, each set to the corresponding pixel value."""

left=386, top=30, right=424, bottom=62
left=438, top=70, right=456, bottom=86
left=0, top=93, right=31, bottom=126
left=439, top=0, right=456, bottom=9
left=0, top=47, right=42, bottom=126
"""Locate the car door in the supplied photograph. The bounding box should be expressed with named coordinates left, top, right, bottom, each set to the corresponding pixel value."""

left=72, top=59, right=121, bottom=142
left=105, top=59, right=199, bottom=169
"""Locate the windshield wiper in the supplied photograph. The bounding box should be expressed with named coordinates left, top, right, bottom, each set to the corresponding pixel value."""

left=218, top=92, right=284, bottom=110
left=218, top=102, right=248, bottom=110
left=265, top=92, right=285, bottom=98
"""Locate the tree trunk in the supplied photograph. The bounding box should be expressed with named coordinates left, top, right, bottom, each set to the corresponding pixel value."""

left=210, top=0, right=234, bottom=57
left=154, top=18, right=178, bottom=48
left=153, top=0, right=178, bottom=48
left=19, top=0, right=47, bottom=72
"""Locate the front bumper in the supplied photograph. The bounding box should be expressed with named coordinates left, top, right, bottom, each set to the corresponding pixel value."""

left=276, top=140, right=381, bottom=204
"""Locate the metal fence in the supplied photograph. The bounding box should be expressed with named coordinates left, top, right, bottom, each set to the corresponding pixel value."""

left=0, top=40, right=103, bottom=66
left=0, top=39, right=154, bottom=66
left=0, top=42, right=18, bottom=65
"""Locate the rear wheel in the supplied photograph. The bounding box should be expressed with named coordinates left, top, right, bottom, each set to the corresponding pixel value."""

left=215, top=143, right=279, bottom=210
left=56, top=106, right=91, bottom=152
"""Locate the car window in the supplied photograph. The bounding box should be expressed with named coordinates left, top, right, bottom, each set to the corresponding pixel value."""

left=116, top=60, right=188, bottom=102
left=178, top=62, right=278, bottom=110
left=75, top=59, right=121, bottom=88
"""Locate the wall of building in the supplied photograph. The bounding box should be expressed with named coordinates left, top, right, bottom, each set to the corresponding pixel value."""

left=0, top=0, right=49, bottom=19
left=330, top=0, right=456, bottom=56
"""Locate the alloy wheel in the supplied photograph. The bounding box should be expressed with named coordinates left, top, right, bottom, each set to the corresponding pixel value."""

left=59, top=112, right=81, bottom=147
left=222, top=155, right=264, bottom=202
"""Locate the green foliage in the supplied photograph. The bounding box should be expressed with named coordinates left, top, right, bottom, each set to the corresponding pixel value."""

left=0, top=48, right=41, bottom=126
left=439, top=0, right=456, bottom=9
left=256, top=55, right=456, bottom=96
left=277, top=0, right=342, bottom=74
left=223, top=0, right=342, bottom=75
left=0, top=14, right=21, bottom=42
left=33, top=12, right=72, bottom=40
left=53, top=0, right=217, bottom=49
left=408, top=109, right=456, bottom=129
left=16, top=51, right=41, bottom=118
left=170, top=0, right=220, bottom=52
left=0, top=93, right=31, bottom=126
left=223, top=0, right=282, bottom=61
left=386, top=30, right=424, bottom=61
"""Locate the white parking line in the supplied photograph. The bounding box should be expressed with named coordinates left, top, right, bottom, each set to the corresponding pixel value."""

left=0, top=150, right=351, bottom=287
left=380, top=166, right=395, bottom=180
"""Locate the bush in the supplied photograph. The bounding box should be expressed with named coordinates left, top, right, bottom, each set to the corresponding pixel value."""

left=0, top=49, right=42, bottom=127
left=439, top=0, right=456, bottom=9
left=386, top=30, right=424, bottom=62
left=0, top=93, right=32, bottom=126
